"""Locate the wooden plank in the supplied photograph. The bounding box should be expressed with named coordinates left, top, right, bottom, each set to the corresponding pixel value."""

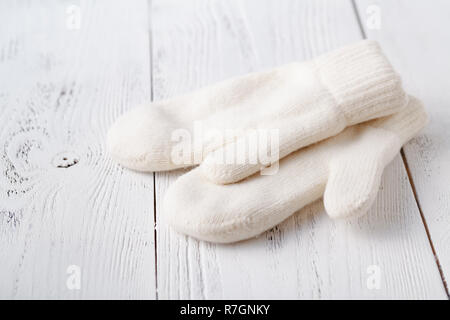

left=355, top=0, right=450, bottom=296
left=0, top=0, right=155, bottom=299
left=153, top=0, right=446, bottom=299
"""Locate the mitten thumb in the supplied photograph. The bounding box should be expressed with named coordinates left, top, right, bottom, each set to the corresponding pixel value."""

left=323, top=147, right=393, bottom=219
left=323, top=96, right=428, bottom=219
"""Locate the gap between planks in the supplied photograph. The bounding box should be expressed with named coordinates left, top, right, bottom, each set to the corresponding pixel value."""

left=147, top=0, right=159, bottom=300
left=401, top=149, right=449, bottom=298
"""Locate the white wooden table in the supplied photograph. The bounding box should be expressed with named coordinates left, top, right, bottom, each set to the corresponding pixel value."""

left=0, top=0, right=449, bottom=299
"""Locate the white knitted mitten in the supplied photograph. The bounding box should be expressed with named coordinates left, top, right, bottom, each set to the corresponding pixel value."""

left=163, top=97, right=428, bottom=243
left=107, top=40, right=407, bottom=181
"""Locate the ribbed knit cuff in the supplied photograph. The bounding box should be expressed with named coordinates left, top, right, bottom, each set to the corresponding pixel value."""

left=314, top=40, right=408, bottom=125
left=370, top=96, right=428, bottom=144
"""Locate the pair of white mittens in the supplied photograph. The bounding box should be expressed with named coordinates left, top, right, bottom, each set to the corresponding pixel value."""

left=107, top=40, right=427, bottom=243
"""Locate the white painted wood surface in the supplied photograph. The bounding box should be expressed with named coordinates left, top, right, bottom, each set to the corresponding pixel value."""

left=0, top=0, right=448, bottom=299
left=355, top=0, right=450, bottom=295
left=0, top=0, right=156, bottom=299
left=153, top=0, right=446, bottom=299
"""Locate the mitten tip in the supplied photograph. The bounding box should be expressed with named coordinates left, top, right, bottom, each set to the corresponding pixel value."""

left=324, top=188, right=377, bottom=220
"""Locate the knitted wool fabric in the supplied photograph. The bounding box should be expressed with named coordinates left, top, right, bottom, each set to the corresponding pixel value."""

left=163, top=97, right=428, bottom=243
left=107, top=40, right=407, bottom=183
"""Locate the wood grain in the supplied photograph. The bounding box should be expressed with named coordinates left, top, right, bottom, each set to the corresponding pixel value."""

left=0, top=0, right=156, bottom=299
left=152, top=0, right=446, bottom=299
left=355, top=0, right=450, bottom=297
